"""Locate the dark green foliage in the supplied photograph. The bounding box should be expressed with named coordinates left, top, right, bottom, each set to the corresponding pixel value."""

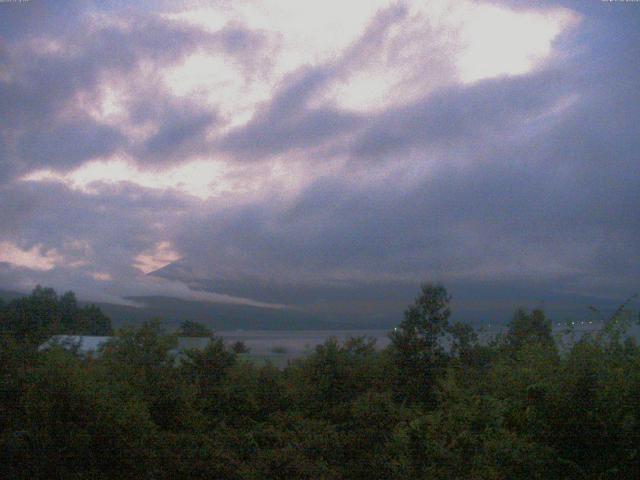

left=232, top=340, right=250, bottom=353
left=179, top=320, right=213, bottom=337
left=503, top=308, right=555, bottom=351
left=99, top=320, right=199, bottom=432
left=181, top=337, right=236, bottom=392
left=1, top=347, right=157, bottom=479
left=390, top=283, right=464, bottom=404
left=78, top=304, right=112, bottom=336
left=1, top=284, right=639, bottom=479
left=0, top=286, right=112, bottom=344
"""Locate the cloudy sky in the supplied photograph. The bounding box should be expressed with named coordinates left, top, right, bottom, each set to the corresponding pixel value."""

left=0, top=0, right=638, bottom=322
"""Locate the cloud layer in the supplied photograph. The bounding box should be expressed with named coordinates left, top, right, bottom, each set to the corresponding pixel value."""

left=1, top=0, right=638, bottom=322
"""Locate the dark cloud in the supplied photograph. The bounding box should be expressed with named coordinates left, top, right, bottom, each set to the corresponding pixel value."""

left=0, top=180, right=188, bottom=266
left=168, top=20, right=640, bottom=316
left=0, top=0, right=85, bottom=40
left=19, top=121, right=125, bottom=170
left=1, top=0, right=638, bottom=323
left=136, top=99, right=219, bottom=163
left=350, top=68, right=572, bottom=160
left=220, top=67, right=362, bottom=158
left=0, top=4, right=260, bottom=178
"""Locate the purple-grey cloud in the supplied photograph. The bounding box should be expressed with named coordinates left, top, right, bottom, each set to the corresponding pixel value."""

left=0, top=0, right=638, bottom=323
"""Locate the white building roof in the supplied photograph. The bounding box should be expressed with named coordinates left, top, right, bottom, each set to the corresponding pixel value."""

left=38, top=335, right=112, bottom=354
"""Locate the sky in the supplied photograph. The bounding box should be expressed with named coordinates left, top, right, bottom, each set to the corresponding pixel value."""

left=0, top=0, right=638, bottom=323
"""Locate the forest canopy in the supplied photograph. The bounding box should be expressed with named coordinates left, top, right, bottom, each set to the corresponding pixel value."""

left=0, top=284, right=639, bottom=479
left=0, top=286, right=112, bottom=344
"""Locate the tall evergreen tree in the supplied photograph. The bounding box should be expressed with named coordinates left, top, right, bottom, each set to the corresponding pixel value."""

left=389, top=283, right=452, bottom=403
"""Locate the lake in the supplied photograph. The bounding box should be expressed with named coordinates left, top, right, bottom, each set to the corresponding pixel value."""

left=217, top=329, right=392, bottom=356
left=217, top=321, right=640, bottom=361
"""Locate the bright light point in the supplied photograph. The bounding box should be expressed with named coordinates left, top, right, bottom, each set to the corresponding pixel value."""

left=0, top=241, right=63, bottom=271
left=134, top=241, right=180, bottom=274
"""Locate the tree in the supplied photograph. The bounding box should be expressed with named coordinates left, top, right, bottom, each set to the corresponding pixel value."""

left=180, top=338, right=236, bottom=398
left=98, top=320, right=195, bottom=431
left=179, top=337, right=238, bottom=427
left=179, top=320, right=213, bottom=338
left=6, top=347, right=158, bottom=478
left=0, top=286, right=59, bottom=344
left=231, top=340, right=250, bottom=354
left=389, top=283, right=452, bottom=403
left=503, top=308, right=554, bottom=351
left=447, top=321, right=480, bottom=366
left=0, top=287, right=112, bottom=343
left=342, top=336, right=377, bottom=356
left=58, top=291, right=78, bottom=333
left=79, top=304, right=113, bottom=335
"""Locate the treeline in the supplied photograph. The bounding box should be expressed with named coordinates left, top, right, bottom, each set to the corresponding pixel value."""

left=1, top=284, right=639, bottom=479
left=0, top=286, right=112, bottom=344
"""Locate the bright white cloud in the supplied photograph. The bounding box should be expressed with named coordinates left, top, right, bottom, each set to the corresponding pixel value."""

left=455, top=3, right=579, bottom=84
left=162, top=0, right=389, bottom=122
left=162, top=51, right=270, bottom=129
left=134, top=241, right=181, bottom=274
left=162, top=0, right=578, bottom=117
left=21, top=156, right=231, bottom=200
left=0, top=242, right=64, bottom=271
left=170, top=0, right=389, bottom=67
left=327, top=1, right=578, bottom=111
left=4, top=0, right=598, bottom=313
left=20, top=152, right=320, bottom=202
left=90, top=272, right=113, bottom=281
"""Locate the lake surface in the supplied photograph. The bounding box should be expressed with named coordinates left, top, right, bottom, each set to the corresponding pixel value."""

left=217, top=322, right=640, bottom=360
left=217, top=329, right=392, bottom=356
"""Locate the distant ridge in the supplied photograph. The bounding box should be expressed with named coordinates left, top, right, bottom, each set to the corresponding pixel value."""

left=0, top=289, right=26, bottom=302
left=0, top=289, right=394, bottom=331
left=98, top=295, right=377, bottom=331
